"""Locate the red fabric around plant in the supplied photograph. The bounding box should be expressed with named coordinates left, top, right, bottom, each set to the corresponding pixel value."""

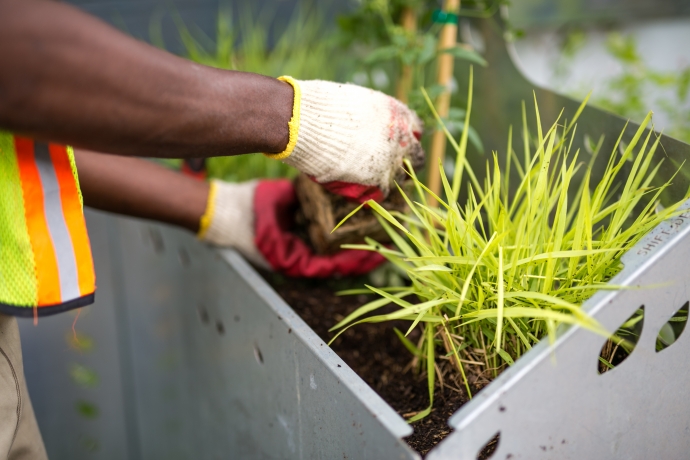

left=254, top=180, right=385, bottom=278
left=316, top=180, right=384, bottom=204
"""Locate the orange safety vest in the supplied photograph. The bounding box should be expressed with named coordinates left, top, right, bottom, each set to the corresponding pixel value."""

left=0, top=132, right=95, bottom=317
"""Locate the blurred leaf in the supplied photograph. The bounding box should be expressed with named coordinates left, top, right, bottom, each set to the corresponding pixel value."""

left=442, top=117, right=484, bottom=152
left=416, top=34, right=437, bottom=66
left=391, top=32, right=408, bottom=48
left=678, top=69, right=690, bottom=101
left=80, top=436, right=100, bottom=452
left=440, top=46, right=487, bottom=66
left=365, top=45, right=400, bottom=64
left=423, top=83, right=447, bottom=100
left=400, top=49, right=418, bottom=66
left=66, top=332, right=94, bottom=353
left=75, top=401, right=99, bottom=419
left=657, top=322, right=676, bottom=347
left=394, top=327, right=422, bottom=356
left=448, top=107, right=467, bottom=120
left=497, top=349, right=514, bottom=365
left=606, top=33, right=640, bottom=64
left=70, top=364, right=99, bottom=388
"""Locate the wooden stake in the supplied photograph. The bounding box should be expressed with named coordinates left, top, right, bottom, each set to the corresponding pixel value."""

left=428, top=0, right=460, bottom=205
left=396, top=7, right=417, bottom=103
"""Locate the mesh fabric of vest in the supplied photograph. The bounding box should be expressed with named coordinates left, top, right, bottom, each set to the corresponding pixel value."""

left=0, top=132, right=38, bottom=306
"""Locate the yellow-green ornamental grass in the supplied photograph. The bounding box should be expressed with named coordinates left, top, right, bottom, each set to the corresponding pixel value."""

left=331, top=69, right=688, bottom=422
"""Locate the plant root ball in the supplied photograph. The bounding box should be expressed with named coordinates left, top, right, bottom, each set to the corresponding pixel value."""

left=293, top=173, right=407, bottom=254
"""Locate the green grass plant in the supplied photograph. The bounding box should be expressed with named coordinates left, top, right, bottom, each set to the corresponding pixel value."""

left=330, top=68, right=688, bottom=421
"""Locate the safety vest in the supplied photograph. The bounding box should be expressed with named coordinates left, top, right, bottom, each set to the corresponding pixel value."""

left=0, top=132, right=95, bottom=317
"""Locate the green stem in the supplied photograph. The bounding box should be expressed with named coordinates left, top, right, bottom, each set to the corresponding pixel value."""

left=443, top=323, right=472, bottom=398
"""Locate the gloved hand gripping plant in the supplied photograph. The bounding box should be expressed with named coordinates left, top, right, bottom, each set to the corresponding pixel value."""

left=197, top=179, right=385, bottom=278
left=330, top=69, right=689, bottom=421
left=286, top=0, right=492, bottom=254
left=264, top=77, right=424, bottom=203
left=198, top=76, right=425, bottom=274
left=269, top=76, right=426, bottom=255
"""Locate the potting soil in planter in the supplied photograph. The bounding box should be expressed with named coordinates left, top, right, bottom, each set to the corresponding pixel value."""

left=262, top=272, right=498, bottom=458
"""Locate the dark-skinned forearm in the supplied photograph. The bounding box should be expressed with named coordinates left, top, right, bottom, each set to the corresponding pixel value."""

left=0, top=0, right=292, bottom=158
left=74, top=149, right=208, bottom=233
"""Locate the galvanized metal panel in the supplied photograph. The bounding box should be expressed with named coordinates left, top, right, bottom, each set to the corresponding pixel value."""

left=19, top=210, right=136, bottom=460
left=112, top=217, right=418, bottom=460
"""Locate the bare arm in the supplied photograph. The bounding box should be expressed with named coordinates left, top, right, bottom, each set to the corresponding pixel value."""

left=0, top=0, right=292, bottom=158
left=74, top=149, right=208, bottom=232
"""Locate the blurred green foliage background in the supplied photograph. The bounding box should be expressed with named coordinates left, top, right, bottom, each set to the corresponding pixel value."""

left=552, top=30, right=690, bottom=143
left=155, top=1, right=690, bottom=182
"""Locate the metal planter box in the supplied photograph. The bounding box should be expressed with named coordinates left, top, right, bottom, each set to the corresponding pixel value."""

left=21, top=210, right=420, bottom=460
left=21, top=199, right=690, bottom=459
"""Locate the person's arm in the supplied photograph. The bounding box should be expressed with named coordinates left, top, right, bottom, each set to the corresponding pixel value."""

left=0, top=0, right=292, bottom=158
left=74, top=149, right=384, bottom=277
left=2, top=0, right=425, bottom=202
left=74, top=149, right=208, bottom=232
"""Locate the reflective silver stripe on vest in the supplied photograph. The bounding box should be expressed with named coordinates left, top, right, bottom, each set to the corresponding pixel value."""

left=33, top=143, right=81, bottom=303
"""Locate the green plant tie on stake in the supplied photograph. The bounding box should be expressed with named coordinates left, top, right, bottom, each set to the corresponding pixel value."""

left=432, top=9, right=459, bottom=25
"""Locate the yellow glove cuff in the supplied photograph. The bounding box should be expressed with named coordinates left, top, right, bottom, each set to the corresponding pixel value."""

left=197, top=180, right=218, bottom=240
left=264, top=76, right=301, bottom=160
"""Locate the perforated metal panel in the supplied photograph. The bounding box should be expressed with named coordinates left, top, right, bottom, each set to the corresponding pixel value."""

left=428, top=207, right=690, bottom=460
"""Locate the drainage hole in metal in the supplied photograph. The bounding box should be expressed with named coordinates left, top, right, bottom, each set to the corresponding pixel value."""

left=656, top=301, right=689, bottom=352
left=598, top=305, right=644, bottom=374
left=178, top=247, right=191, bottom=267
left=216, top=320, right=225, bottom=336
left=477, top=432, right=500, bottom=459
left=197, top=304, right=209, bottom=325
left=254, top=345, right=264, bottom=365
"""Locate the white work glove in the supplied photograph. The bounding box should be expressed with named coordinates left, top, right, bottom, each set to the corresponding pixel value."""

left=199, top=180, right=268, bottom=269
left=198, top=179, right=385, bottom=277
left=264, top=77, right=425, bottom=203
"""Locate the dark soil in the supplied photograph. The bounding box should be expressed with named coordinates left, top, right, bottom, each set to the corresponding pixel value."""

left=264, top=273, right=475, bottom=457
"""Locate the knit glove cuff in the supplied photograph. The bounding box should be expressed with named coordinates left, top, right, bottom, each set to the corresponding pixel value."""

left=197, top=180, right=269, bottom=269
left=265, top=77, right=424, bottom=200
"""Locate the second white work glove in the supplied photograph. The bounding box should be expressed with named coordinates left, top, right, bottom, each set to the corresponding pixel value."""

left=265, top=77, right=425, bottom=203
